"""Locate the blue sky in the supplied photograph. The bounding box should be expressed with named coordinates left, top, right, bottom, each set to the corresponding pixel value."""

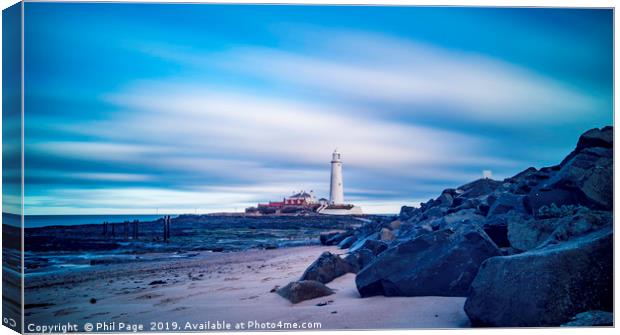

left=19, top=3, right=612, bottom=215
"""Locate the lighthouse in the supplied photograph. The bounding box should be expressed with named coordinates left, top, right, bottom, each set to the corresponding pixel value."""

left=318, top=150, right=362, bottom=215
left=329, top=149, right=345, bottom=205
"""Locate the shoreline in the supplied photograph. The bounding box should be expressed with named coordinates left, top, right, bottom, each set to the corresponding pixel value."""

left=24, top=245, right=470, bottom=330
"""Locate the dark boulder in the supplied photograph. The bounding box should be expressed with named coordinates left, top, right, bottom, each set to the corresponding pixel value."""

left=337, top=235, right=356, bottom=249
left=482, top=224, right=510, bottom=248
left=436, top=191, right=454, bottom=207
left=527, top=187, right=580, bottom=213
left=442, top=209, right=484, bottom=228
left=539, top=210, right=612, bottom=247
left=529, top=128, right=613, bottom=212
left=575, top=126, right=613, bottom=152
left=423, top=206, right=449, bottom=219
left=343, top=248, right=375, bottom=273
left=399, top=206, right=419, bottom=221
left=300, top=252, right=355, bottom=284
left=505, top=167, right=538, bottom=183
left=508, top=209, right=611, bottom=252
left=561, top=310, right=613, bottom=327
left=456, top=178, right=502, bottom=198
left=324, top=230, right=353, bottom=246
left=343, top=253, right=360, bottom=273
left=349, top=237, right=388, bottom=255
left=276, top=280, right=334, bottom=304
left=507, top=216, right=558, bottom=251
left=464, top=227, right=613, bottom=327
left=320, top=232, right=340, bottom=245
left=356, top=225, right=500, bottom=297
left=395, top=222, right=433, bottom=240
left=487, top=193, right=529, bottom=216
left=448, top=197, right=482, bottom=214
left=482, top=212, right=529, bottom=249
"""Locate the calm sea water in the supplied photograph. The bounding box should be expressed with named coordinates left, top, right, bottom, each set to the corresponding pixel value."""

left=23, top=214, right=171, bottom=228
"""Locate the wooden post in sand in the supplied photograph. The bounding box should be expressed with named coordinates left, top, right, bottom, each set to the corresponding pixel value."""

left=163, top=216, right=168, bottom=243
left=132, top=220, right=139, bottom=240
left=166, top=215, right=171, bottom=240
left=102, top=221, right=108, bottom=236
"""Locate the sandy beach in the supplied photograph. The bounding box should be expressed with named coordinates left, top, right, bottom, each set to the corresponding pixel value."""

left=24, top=245, right=469, bottom=331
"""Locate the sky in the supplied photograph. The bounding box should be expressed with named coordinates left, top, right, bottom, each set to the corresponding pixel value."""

left=15, top=3, right=613, bottom=215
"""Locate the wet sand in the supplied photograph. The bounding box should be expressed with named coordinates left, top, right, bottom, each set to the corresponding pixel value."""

left=24, top=246, right=469, bottom=331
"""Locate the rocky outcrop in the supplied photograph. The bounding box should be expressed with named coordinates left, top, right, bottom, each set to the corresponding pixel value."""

left=300, top=252, right=355, bottom=284
left=508, top=208, right=611, bottom=251
left=276, top=280, right=334, bottom=304
left=317, top=126, right=612, bottom=328
left=356, top=225, right=501, bottom=297
left=529, top=126, right=613, bottom=212
left=464, top=227, right=612, bottom=327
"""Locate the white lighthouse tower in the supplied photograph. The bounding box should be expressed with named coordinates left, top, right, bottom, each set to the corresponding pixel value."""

left=319, top=150, right=362, bottom=215
left=329, top=149, right=345, bottom=205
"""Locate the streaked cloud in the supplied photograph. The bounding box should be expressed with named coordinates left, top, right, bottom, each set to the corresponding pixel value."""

left=22, top=5, right=612, bottom=215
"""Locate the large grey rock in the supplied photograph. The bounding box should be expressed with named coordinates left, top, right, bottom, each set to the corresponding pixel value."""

left=487, top=193, right=529, bottom=216
left=539, top=210, right=612, bottom=247
left=395, top=222, right=433, bottom=240
left=529, top=127, right=612, bottom=212
left=442, top=209, right=484, bottom=227
left=527, top=187, right=580, bottom=212
left=349, top=237, right=388, bottom=255
left=300, top=252, right=355, bottom=284
left=508, top=209, right=612, bottom=251
left=343, top=248, right=375, bottom=273
left=356, top=225, right=500, bottom=297
left=575, top=126, right=613, bottom=152
left=319, top=232, right=339, bottom=245
left=464, top=227, right=613, bottom=327
left=456, top=178, right=502, bottom=198
left=399, top=206, right=419, bottom=221
left=436, top=191, right=454, bottom=207
left=561, top=310, right=613, bottom=327
left=276, top=280, right=334, bottom=304
left=507, top=216, right=557, bottom=251
left=323, top=230, right=353, bottom=246
left=555, top=149, right=612, bottom=210
left=337, top=235, right=356, bottom=249
left=423, top=206, right=449, bottom=219
left=482, top=212, right=529, bottom=249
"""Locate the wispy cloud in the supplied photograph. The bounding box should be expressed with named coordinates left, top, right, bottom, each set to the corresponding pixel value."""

left=143, top=30, right=601, bottom=124
left=24, top=18, right=611, bottom=215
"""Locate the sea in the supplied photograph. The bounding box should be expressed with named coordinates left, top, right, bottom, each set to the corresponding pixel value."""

left=2, top=214, right=371, bottom=277
left=23, top=214, right=169, bottom=228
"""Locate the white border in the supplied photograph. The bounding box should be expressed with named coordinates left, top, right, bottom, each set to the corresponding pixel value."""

left=0, top=1, right=617, bottom=335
